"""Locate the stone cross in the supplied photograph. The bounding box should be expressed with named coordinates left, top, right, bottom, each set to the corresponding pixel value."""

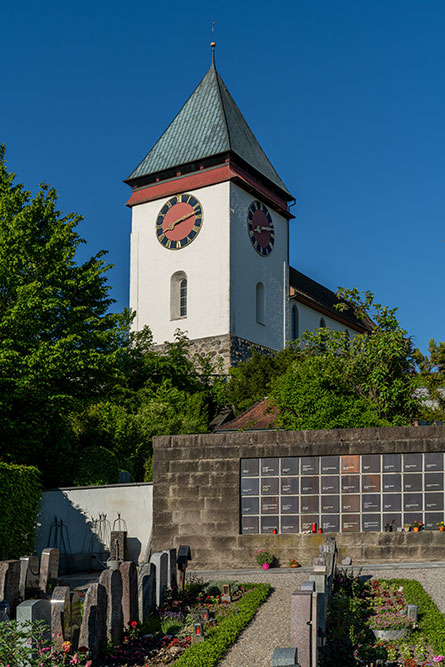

left=78, top=582, right=107, bottom=662
left=99, top=568, right=123, bottom=644
left=120, top=561, right=139, bottom=629
left=138, top=561, right=156, bottom=622
left=19, top=555, right=40, bottom=600
left=51, top=586, right=71, bottom=652
left=0, top=560, right=21, bottom=612
left=39, top=548, right=60, bottom=594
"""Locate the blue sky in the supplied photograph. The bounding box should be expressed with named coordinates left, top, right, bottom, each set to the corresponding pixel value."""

left=2, top=0, right=444, bottom=355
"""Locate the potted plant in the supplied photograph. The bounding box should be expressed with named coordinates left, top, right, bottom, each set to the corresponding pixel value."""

left=288, top=559, right=300, bottom=568
left=437, top=521, right=444, bottom=532
left=368, top=610, right=414, bottom=641
left=254, top=550, right=274, bottom=569
left=412, top=520, right=423, bottom=532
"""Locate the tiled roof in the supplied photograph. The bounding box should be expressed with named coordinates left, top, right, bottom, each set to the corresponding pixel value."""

left=127, top=63, right=291, bottom=198
left=289, top=266, right=372, bottom=331
left=216, top=398, right=278, bottom=432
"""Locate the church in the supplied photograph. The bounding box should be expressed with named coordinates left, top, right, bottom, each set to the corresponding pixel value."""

left=125, top=47, right=367, bottom=370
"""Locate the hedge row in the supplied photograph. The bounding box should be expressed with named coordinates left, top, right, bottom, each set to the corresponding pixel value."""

left=384, top=578, right=445, bottom=654
left=0, top=462, right=41, bottom=560
left=173, top=583, right=271, bottom=667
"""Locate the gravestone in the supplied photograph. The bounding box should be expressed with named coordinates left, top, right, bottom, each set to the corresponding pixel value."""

left=149, top=552, right=168, bottom=607
left=290, top=590, right=313, bottom=667
left=176, top=545, right=191, bottom=591
left=138, top=561, right=156, bottom=622
left=70, top=591, right=82, bottom=650
left=272, top=647, right=300, bottom=667
left=161, top=548, right=177, bottom=590
left=0, top=560, right=21, bottom=612
left=39, top=548, right=60, bottom=594
left=407, top=604, right=418, bottom=622
left=78, top=582, right=107, bottom=662
left=300, top=581, right=315, bottom=592
left=99, top=568, right=123, bottom=644
left=110, top=531, right=127, bottom=561
left=120, top=561, right=139, bottom=628
left=17, top=599, right=52, bottom=646
left=19, top=555, right=40, bottom=599
left=51, top=586, right=70, bottom=652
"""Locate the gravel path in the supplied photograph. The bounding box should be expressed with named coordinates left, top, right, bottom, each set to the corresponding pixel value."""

left=191, top=562, right=445, bottom=667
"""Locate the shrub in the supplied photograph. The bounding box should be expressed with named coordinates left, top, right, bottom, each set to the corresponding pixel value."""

left=72, top=446, right=119, bottom=486
left=0, top=462, right=41, bottom=560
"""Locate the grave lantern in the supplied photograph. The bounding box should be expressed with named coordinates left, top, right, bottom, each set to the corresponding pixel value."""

left=201, top=607, right=209, bottom=622
left=193, top=622, right=204, bottom=642
left=221, top=584, right=232, bottom=603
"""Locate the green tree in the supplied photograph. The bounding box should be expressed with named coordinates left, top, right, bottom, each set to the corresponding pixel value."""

left=413, top=339, right=445, bottom=422
left=0, top=146, right=131, bottom=485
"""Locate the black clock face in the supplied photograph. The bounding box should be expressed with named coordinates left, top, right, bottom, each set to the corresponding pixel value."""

left=156, top=194, right=203, bottom=250
left=247, top=200, right=274, bottom=256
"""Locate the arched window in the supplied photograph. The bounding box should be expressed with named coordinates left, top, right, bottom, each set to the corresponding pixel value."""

left=320, top=317, right=326, bottom=328
left=256, top=282, right=265, bottom=325
left=170, top=271, right=187, bottom=320
left=291, top=304, right=299, bottom=340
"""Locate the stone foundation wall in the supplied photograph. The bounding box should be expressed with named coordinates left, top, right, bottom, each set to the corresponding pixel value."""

left=152, top=425, right=445, bottom=569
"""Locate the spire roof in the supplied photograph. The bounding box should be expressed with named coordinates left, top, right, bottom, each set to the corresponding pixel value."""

left=127, top=64, right=291, bottom=198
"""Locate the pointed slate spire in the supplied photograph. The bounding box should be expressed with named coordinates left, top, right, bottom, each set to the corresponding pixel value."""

left=127, top=62, right=291, bottom=198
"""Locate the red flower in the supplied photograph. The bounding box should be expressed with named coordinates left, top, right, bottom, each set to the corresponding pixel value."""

left=130, top=620, right=138, bottom=627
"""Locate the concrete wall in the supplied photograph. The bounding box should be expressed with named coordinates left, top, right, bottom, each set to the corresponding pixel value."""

left=152, top=425, right=445, bottom=569
left=36, top=483, right=153, bottom=570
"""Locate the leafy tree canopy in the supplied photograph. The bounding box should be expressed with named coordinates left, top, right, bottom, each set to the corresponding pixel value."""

left=413, top=339, right=445, bottom=422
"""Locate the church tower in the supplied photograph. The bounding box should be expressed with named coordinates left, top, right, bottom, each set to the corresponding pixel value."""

left=125, top=51, right=294, bottom=370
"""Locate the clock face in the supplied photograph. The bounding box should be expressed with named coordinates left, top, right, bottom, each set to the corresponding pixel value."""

left=156, top=194, right=203, bottom=250
left=247, top=200, right=274, bottom=256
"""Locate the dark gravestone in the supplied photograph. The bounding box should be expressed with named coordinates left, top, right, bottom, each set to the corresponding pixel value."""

left=149, top=552, right=168, bottom=607
left=70, top=591, right=82, bottom=650
left=19, top=555, right=40, bottom=599
left=16, top=599, right=52, bottom=652
left=0, top=560, right=20, bottom=612
left=163, top=548, right=177, bottom=590
left=120, top=561, right=139, bottom=629
left=138, top=561, right=156, bottom=621
left=99, top=568, right=123, bottom=644
left=78, top=582, right=107, bottom=662
left=176, top=545, right=191, bottom=592
left=39, top=548, right=59, bottom=594
left=51, top=586, right=70, bottom=652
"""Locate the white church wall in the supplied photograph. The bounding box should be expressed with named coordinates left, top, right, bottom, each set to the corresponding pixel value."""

left=229, top=183, right=288, bottom=350
left=289, top=300, right=355, bottom=340
left=129, top=181, right=231, bottom=344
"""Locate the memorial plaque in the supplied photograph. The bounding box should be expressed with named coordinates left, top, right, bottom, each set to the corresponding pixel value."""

left=321, top=496, right=339, bottom=513
left=383, top=513, right=402, bottom=529
left=342, top=515, right=360, bottom=532
left=261, top=496, right=279, bottom=514
left=261, top=458, right=279, bottom=476
left=362, top=454, right=380, bottom=473
left=281, top=496, right=299, bottom=514
left=301, top=496, right=319, bottom=514
left=362, top=474, right=380, bottom=492
left=321, top=456, right=339, bottom=474
left=341, top=495, right=360, bottom=513
left=424, top=513, right=444, bottom=530
left=404, top=474, right=422, bottom=492
left=425, top=473, right=443, bottom=491
left=241, top=516, right=259, bottom=534
left=241, top=459, right=259, bottom=477
left=425, top=453, right=443, bottom=471
left=281, top=477, right=299, bottom=494
left=281, top=515, right=299, bottom=533
left=241, top=478, right=259, bottom=495
left=241, top=497, right=259, bottom=515
left=404, top=453, right=422, bottom=472
left=321, top=476, right=339, bottom=493
left=362, top=494, right=380, bottom=512
left=321, top=515, right=339, bottom=532
left=301, top=457, right=318, bottom=474
left=383, top=454, right=401, bottom=472
left=363, top=514, right=381, bottom=531
left=261, top=516, right=279, bottom=533
left=301, top=515, right=319, bottom=532
left=383, top=494, right=401, bottom=512
left=404, top=513, right=423, bottom=526
left=383, top=474, right=401, bottom=492
left=425, top=492, right=444, bottom=511
left=341, top=455, right=360, bottom=474
left=261, top=478, right=279, bottom=495
left=281, top=457, right=299, bottom=475
left=341, top=475, right=360, bottom=493
left=301, top=476, right=319, bottom=494
left=404, top=493, right=423, bottom=512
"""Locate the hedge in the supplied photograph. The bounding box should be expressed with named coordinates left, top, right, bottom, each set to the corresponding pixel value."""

left=0, top=462, right=41, bottom=560
left=173, top=583, right=271, bottom=667
left=384, top=578, right=445, bottom=654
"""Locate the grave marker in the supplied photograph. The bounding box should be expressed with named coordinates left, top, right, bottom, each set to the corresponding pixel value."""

left=39, top=548, right=59, bottom=594
left=138, top=562, right=156, bottom=622
left=0, top=560, right=20, bottom=612
left=78, top=582, right=107, bottom=662
left=150, top=552, right=168, bottom=607
left=99, top=568, right=123, bottom=644
left=120, top=561, right=139, bottom=628
left=19, top=555, right=40, bottom=600
left=51, top=586, right=70, bottom=652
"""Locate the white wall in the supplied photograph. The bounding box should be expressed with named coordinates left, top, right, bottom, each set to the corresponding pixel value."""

left=130, top=182, right=231, bottom=344
left=289, top=301, right=355, bottom=340
left=35, top=483, right=153, bottom=568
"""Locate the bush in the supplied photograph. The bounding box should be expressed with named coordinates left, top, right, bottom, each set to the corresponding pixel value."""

left=72, top=446, right=119, bottom=486
left=0, top=462, right=41, bottom=560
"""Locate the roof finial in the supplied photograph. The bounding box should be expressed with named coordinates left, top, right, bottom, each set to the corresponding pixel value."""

left=211, top=21, right=216, bottom=66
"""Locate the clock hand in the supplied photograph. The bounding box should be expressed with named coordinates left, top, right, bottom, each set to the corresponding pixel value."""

left=166, top=211, right=195, bottom=231
left=254, top=225, right=273, bottom=233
